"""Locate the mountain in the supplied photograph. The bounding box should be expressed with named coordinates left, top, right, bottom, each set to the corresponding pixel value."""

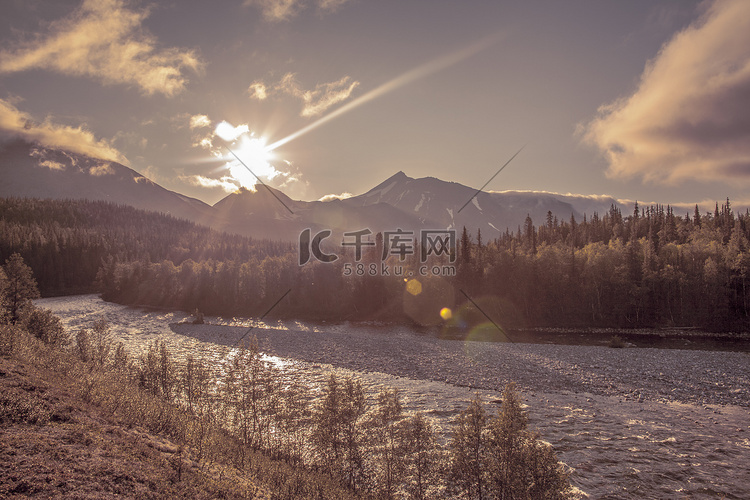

left=211, top=183, right=427, bottom=241
left=0, top=140, right=213, bottom=224
left=211, top=185, right=306, bottom=241
left=340, top=171, right=624, bottom=237
left=1, top=140, right=629, bottom=241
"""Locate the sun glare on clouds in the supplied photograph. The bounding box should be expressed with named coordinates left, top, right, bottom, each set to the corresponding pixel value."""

left=214, top=121, right=279, bottom=191
left=582, top=0, right=750, bottom=185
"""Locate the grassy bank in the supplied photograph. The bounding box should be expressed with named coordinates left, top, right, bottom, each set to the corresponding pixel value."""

left=0, top=323, right=359, bottom=499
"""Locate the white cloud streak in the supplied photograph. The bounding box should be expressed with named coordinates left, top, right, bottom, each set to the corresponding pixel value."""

left=318, top=192, right=352, bottom=202
left=0, top=0, right=203, bottom=96
left=88, top=163, right=114, bottom=176
left=38, top=160, right=65, bottom=171
left=249, top=73, right=359, bottom=117
left=582, top=0, right=750, bottom=185
left=244, top=0, right=350, bottom=22
left=0, top=98, right=127, bottom=164
left=182, top=174, right=240, bottom=192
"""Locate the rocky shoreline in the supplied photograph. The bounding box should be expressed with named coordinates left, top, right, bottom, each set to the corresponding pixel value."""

left=170, top=322, right=750, bottom=408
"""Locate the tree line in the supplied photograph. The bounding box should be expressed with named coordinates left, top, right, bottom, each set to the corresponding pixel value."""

left=0, top=197, right=291, bottom=296
left=2, top=196, right=749, bottom=331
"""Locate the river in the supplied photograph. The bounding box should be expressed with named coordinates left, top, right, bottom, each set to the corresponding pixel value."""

left=37, top=294, right=750, bottom=499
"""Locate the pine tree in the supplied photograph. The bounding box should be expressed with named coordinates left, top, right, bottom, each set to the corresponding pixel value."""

left=2, top=253, right=40, bottom=324
left=694, top=204, right=701, bottom=228
left=460, top=227, right=471, bottom=265
left=524, top=215, right=536, bottom=254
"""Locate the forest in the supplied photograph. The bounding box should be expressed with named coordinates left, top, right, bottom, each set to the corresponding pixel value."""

left=1, top=196, right=749, bottom=331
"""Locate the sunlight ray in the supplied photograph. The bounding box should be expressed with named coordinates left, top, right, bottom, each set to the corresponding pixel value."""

left=265, top=32, right=505, bottom=152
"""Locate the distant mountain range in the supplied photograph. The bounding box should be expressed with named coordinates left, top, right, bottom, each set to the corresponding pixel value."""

left=0, top=139, right=626, bottom=241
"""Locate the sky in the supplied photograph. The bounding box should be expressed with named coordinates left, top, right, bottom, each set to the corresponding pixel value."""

left=1, top=0, right=750, bottom=212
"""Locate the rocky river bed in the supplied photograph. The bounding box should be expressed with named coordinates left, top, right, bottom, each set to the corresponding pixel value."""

left=38, top=295, right=750, bottom=499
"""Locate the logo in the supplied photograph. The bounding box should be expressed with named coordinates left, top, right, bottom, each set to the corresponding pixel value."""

left=299, top=228, right=457, bottom=276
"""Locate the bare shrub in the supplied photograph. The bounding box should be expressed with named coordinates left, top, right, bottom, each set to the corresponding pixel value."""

left=137, top=341, right=176, bottom=402
left=449, top=395, right=488, bottom=498
left=400, top=412, right=440, bottom=500
left=485, top=383, right=572, bottom=499
left=448, top=384, right=572, bottom=499
left=366, top=387, right=405, bottom=498
left=311, top=374, right=368, bottom=491
left=24, top=308, right=68, bottom=348
left=222, top=337, right=278, bottom=454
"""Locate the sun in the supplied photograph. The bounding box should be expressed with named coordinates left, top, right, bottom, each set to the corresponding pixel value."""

left=226, top=135, right=277, bottom=190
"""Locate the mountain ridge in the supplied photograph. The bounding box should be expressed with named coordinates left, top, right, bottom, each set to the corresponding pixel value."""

left=1, top=139, right=628, bottom=241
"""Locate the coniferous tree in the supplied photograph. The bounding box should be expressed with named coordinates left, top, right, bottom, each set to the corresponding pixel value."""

left=2, top=253, right=39, bottom=324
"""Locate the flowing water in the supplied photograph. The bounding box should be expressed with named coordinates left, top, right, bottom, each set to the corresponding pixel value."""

left=37, top=295, right=750, bottom=499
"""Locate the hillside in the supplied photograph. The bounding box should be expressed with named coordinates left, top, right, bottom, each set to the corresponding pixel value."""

left=0, top=197, right=292, bottom=296
left=0, top=140, right=214, bottom=225
left=0, top=356, right=266, bottom=498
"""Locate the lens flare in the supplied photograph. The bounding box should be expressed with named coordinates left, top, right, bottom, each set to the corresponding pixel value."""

left=406, top=279, right=423, bottom=296
left=440, top=307, right=452, bottom=320
left=403, top=276, right=455, bottom=326
left=266, top=32, right=505, bottom=152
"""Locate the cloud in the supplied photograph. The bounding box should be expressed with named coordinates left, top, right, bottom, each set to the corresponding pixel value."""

left=247, top=81, right=268, bottom=100
left=250, top=72, right=359, bottom=117
left=38, top=160, right=66, bottom=171
left=215, top=121, right=250, bottom=142
left=189, top=114, right=211, bottom=129
left=181, top=174, right=240, bottom=192
left=317, top=0, right=349, bottom=12
left=490, top=189, right=616, bottom=201
left=244, top=0, right=302, bottom=21
left=244, top=0, right=350, bottom=22
left=318, top=192, right=352, bottom=202
left=190, top=119, right=306, bottom=194
left=195, top=136, right=214, bottom=150
left=0, top=0, right=202, bottom=96
left=88, top=163, right=114, bottom=176
left=582, top=0, right=750, bottom=185
left=0, top=98, right=127, bottom=164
